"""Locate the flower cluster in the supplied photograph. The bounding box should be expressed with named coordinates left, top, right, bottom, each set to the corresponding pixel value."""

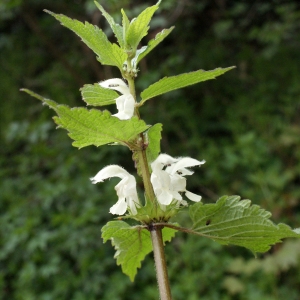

left=150, top=154, right=205, bottom=208
left=91, top=154, right=205, bottom=216
left=100, top=78, right=135, bottom=120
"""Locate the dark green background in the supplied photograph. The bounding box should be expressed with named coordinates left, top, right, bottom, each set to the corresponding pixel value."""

left=1, top=0, right=300, bottom=299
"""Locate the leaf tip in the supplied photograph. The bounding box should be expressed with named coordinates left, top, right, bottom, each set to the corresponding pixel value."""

left=43, top=9, right=53, bottom=15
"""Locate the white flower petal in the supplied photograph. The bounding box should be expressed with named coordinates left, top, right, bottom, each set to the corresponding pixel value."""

left=109, top=198, right=127, bottom=215
left=167, top=158, right=205, bottom=175
left=185, top=190, right=202, bottom=202
left=170, top=190, right=182, bottom=201
left=151, top=154, right=178, bottom=172
left=113, top=94, right=135, bottom=120
left=91, top=165, right=140, bottom=215
left=127, top=197, right=140, bottom=215
left=170, top=174, right=186, bottom=191
left=176, top=168, right=194, bottom=176
left=90, top=165, right=128, bottom=183
left=150, top=154, right=204, bottom=207
left=180, top=200, right=188, bottom=206
left=100, top=78, right=130, bottom=95
left=157, top=190, right=174, bottom=205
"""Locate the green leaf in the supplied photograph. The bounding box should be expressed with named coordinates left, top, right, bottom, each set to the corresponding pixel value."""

left=126, top=0, right=161, bottom=50
left=21, top=89, right=149, bottom=149
left=80, top=83, right=119, bottom=106
left=189, top=195, right=300, bottom=253
left=136, top=27, right=174, bottom=63
left=44, top=10, right=126, bottom=69
left=145, top=123, right=162, bottom=164
left=121, top=9, right=130, bottom=41
left=140, top=66, right=235, bottom=104
left=102, top=221, right=176, bottom=281
left=94, top=1, right=124, bottom=48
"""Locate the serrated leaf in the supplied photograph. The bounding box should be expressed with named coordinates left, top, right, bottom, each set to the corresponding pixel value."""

left=140, top=66, right=235, bottom=104
left=145, top=123, right=162, bottom=164
left=102, top=221, right=176, bottom=281
left=121, top=9, right=130, bottom=44
left=189, top=195, right=300, bottom=253
left=94, top=1, right=124, bottom=48
left=21, top=89, right=149, bottom=149
left=80, top=83, right=119, bottom=106
left=126, top=1, right=161, bottom=50
left=45, top=10, right=126, bottom=69
left=137, top=27, right=174, bottom=63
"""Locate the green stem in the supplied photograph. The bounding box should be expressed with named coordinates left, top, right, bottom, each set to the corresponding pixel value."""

left=150, top=225, right=173, bottom=300
left=138, top=148, right=157, bottom=202
left=126, top=67, right=171, bottom=299
left=127, top=76, right=157, bottom=205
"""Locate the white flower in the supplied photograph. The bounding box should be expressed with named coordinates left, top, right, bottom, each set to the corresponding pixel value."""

left=100, top=78, right=135, bottom=120
left=150, top=154, right=205, bottom=206
left=90, top=165, right=140, bottom=215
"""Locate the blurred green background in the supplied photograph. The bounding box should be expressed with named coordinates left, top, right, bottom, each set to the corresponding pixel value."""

left=1, top=0, right=300, bottom=299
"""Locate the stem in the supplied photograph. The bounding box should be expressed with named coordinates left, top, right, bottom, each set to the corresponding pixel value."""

left=138, top=148, right=157, bottom=202
left=150, top=225, right=173, bottom=300
left=126, top=66, right=171, bottom=299
left=127, top=76, right=157, bottom=205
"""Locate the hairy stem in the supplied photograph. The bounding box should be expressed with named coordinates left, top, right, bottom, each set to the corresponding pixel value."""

left=127, top=76, right=157, bottom=205
left=127, top=75, right=170, bottom=298
left=150, top=225, right=172, bottom=300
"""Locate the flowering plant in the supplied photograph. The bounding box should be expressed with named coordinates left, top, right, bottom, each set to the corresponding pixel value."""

left=22, top=1, right=300, bottom=299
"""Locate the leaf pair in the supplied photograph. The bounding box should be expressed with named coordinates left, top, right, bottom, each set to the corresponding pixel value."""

left=95, top=0, right=161, bottom=51
left=80, top=67, right=236, bottom=108
left=20, top=89, right=149, bottom=149
left=45, top=1, right=172, bottom=71
left=45, top=3, right=235, bottom=109
left=102, top=195, right=300, bottom=280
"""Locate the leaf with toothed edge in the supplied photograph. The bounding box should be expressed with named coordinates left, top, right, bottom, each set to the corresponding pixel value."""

left=80, top=83, right=119, bottom=106
left=44, top=10, right=126, bottom=69
left=188, top=195, right=300, bottom=253
left=140, top=66, right=235, bottom=104
left=101, top=220, right=176, bottom=281
left=125, top=1, right=161, bottom=50
left=94, top=1, right=124, bottom=48
left=21, top=89, right=149, bottom=149
left=136, top=27, right=174, bottom=63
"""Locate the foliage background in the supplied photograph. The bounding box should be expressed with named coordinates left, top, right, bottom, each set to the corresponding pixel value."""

left=1, top=0, right=300, bottom=299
